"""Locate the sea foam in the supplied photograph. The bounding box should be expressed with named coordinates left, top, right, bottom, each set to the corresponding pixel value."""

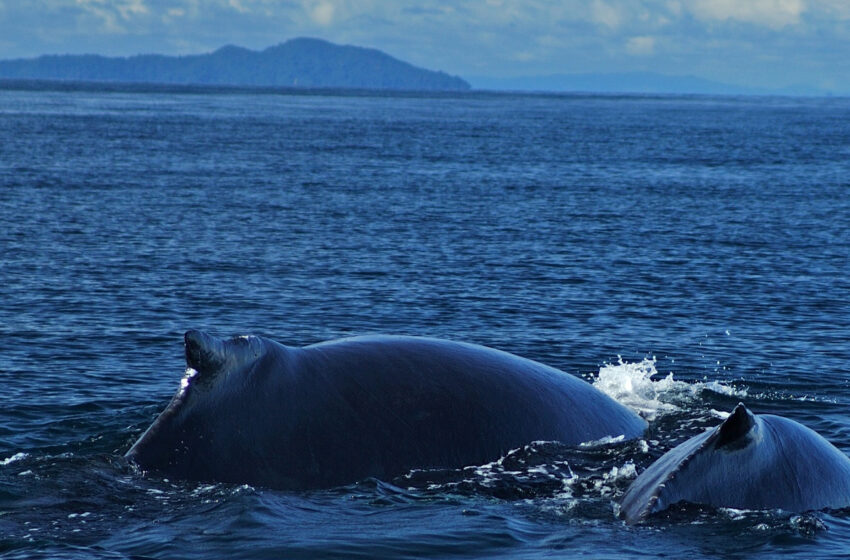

left=0, top=452, right=29, bottom=466
left=591, top=358, right=746, bottom=421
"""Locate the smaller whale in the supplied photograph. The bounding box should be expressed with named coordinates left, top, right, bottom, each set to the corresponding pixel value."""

left=620, top=403, right=850, bottom=524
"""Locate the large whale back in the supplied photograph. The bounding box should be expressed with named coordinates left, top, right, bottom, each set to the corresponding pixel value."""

left=126, top=331, right=647, bottom=490
left=620, top=403, right=850, bottom=524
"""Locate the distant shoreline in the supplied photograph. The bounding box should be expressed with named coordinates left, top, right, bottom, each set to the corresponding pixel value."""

left=0, top=78, right=471, bottom=97
left=1, top=78, right=845, bottom=100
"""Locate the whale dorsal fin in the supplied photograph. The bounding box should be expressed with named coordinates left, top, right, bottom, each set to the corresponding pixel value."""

left=185, top=330, right=229, bottom=376
left=183, top=330, right=270, bottom=391
left=714, top=403, right=756, bottom=449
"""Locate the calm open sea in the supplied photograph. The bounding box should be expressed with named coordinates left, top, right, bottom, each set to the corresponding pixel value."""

left=1, top=86, right=849, bottom=559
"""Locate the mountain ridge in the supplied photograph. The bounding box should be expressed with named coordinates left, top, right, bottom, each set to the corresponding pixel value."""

left=0, top=38, right=470, bottom=92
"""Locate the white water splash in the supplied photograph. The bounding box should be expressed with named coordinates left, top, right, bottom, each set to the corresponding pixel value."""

left=591, top=463, right=638, bottom=497
left=591, top=358, right=746, bottom=421
left=579, top=434, right=625, bottom=448
left=178, top=367, right=199, bottom=396
left=702, top=380, right=744, bottom=397
left=1, top=452, right=28, bottom=466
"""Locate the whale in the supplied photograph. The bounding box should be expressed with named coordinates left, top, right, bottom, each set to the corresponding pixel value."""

left=620, top=403, right=850, bottom=524
left=126, top=331, right=647, bottom=490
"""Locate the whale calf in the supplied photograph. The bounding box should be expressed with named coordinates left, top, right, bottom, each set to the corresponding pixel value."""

left=126, top=331, right=646, bottom=490
left=620, top=403, right=850, bottom=524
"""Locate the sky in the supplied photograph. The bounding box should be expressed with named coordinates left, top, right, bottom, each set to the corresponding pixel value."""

left=1, top=0, right=849, bottom=92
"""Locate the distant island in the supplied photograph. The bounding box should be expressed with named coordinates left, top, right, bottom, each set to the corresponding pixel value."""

left=0, top=38, right=470, bottom=92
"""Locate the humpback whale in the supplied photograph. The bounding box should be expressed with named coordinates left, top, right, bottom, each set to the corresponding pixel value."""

left=126, top=331, right=646, bottom=490
left=620, top=403, right=850, bottom=523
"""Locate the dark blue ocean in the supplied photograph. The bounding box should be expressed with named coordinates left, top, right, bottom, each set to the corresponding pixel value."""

left=1, top=86, right=849, bottom=559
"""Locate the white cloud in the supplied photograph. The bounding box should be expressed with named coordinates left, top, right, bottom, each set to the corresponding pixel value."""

left=162, top=7, right=185, bottom=24
left=309, top=1, right=335, bottom=26
left=814, top=0, right=850, bottom=19
left=689, top=0, right=805, bottom=29
left=511, top=50, right=535, bottom=61
left=228, top=0, right=248, bottom=14
left=666, top=1, right=682, bottom=17
left=76, top=0, right=123, bottom=33
left=117, top=0, right=147, bottom=19
left=74, top=0, right=150, bottom=32
left=626, top=35, right=655, bottom=55
left=591, top=0, right=624, bottom=28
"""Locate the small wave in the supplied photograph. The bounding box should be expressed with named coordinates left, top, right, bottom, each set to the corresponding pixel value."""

left=591, top=358, right=746, bottom=421
left=653, top=505, right=828, bottom=536
left=746, top=391, right=838, bottom=404
left=1, top=452, right=29, bottom=466
left=398, top=441, right=576, bottom=500
left=709, top=408, right=731, bottom=419
left=579, top=434, right=625, bottom=447
left=752, top=514, right=828, bottom=536
left=587, top=462, right=637, bottom=498
left=701, top=380, right=745, bottom=397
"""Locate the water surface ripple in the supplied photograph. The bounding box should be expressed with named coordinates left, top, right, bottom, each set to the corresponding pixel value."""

left=1, top=89, right=849, bottom=559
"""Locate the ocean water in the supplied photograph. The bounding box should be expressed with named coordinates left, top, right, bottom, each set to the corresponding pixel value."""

left=1, top=86, right=849, bottom=559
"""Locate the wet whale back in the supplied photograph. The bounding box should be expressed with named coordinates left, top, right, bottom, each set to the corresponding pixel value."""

left=620, top=404, right=850, bottom=524
left=126, top=332, right=647, bottom=490
left=296, top=335, right=644, bottom=464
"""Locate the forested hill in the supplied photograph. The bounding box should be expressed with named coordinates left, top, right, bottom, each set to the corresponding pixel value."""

left=0, top=38, right=470, bottom=91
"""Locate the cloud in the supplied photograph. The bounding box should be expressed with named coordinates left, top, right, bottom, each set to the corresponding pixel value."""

left=510, top=50, right=536, bottom=62
left=689, top=0, right=805, bottom=29
left=74, top=0, right=150, bottom=33
left=308, top=1, right=335, bottom=26
left=118, top=0, right=147, bottom=19
left=227, top=0, right=248, bottom=14
left=590, top=0, right=624, bottom=28
left=626, top=35, right=656, bottom=55
left=75, top=0, right=124, bottom=33
left=815, top=0, right=850, bottom=20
